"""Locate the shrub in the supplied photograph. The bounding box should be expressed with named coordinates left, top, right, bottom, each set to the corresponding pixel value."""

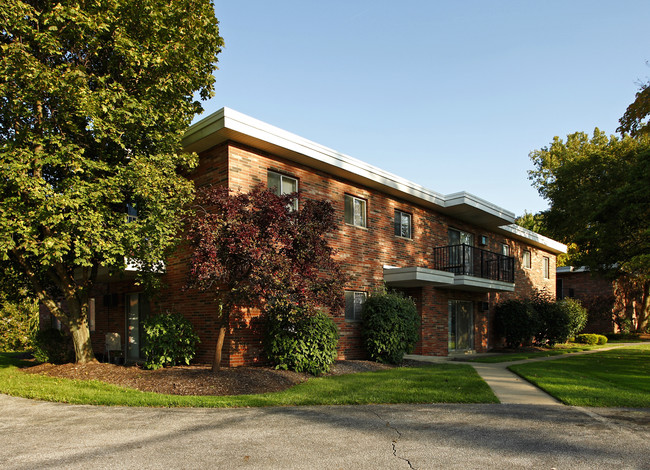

left=264, top=302, right=339, bottom=375
left=494, top=299, right=536, bottom=349
left=606, top=332, right=641, bottom=341
left=0, top=299, right=39, bottom=352
left=361, top=291, right=419, bottom=364
left=32, top=328, right=73, bottom=363
left=574, top=333, right=598, bottom=345
left=141, top=312, right=200, bottom=370
left=532, top=292, right=588, bottom=346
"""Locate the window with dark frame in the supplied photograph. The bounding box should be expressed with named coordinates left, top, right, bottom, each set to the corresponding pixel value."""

left=267, top=170, right=298, bottom=210
left=344, top=291, right=366, bottom=321
left=344, top=194, right=367, bottom=228
left=543, top=257, right=550, bottom=279
left=394, top=209, right=412, bottom=238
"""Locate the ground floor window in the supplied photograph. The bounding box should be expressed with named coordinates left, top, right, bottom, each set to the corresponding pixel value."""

left=448, top=300, right=474, bottom=351
left=344, top=291, right=366, bottom=322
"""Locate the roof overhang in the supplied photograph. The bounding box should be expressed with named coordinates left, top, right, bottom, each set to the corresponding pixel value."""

left=183, top=108, right=514, bottom=229
left=495, top=224, right=567, bottom=255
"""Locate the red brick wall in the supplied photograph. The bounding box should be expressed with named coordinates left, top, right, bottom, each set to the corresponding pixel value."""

left=556, top=271, right=615, bottom=333
left=91, top=140, right=560, bottom=366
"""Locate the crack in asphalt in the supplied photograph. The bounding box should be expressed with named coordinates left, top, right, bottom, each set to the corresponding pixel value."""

left=371, top=410, right=416, bottom=470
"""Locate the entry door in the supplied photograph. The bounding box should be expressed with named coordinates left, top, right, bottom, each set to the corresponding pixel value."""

left=126, top=293, right=149, bottom=360
left=448, top=300, right=474, bottom=351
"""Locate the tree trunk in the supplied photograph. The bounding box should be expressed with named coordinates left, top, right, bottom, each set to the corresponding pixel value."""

left=66, top=298, right=97, bottom=363
left=638, top=280, right=650, bottom=333
left=212, top=303, right=228, bottom=372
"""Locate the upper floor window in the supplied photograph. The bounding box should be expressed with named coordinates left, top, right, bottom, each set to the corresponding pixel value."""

left=126, top=204, right=138, bottom=223
left=501, top=243, right=510, bottom=256
left=523, top=250, right=531, bottom=269
left=345, top=291, right=366, bottom=322
left=394, top=210, right=412, bottom=238
left=268, top=171, right=298, bottom=210
left=344, top=194, right=367, bottom=228
left=543, top=257, right=550, bottom=279
left=448, top=228, right=473, bottom=246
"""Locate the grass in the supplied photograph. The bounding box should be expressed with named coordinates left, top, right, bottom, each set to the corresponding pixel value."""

left=0, top=353, right=498, bottom=407
left=509, top=344, right=650, bottom=407
left=463, top=343, right=611, bottom=363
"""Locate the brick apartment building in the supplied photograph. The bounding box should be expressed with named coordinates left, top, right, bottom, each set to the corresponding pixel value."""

left=63, top=108, right=566, bottom=366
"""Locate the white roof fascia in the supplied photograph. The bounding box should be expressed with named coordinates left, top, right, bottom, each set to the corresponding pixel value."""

left=499, top=224, right=567, bottom=254
left=184, top=108, right=573, bottom=248
left=557, top=266, right=589, bottom=273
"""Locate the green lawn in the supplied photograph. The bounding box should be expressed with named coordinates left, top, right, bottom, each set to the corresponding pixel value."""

left=0, top=353, right=497, bottom=407
left=509, top=344, right=650, bottom=407
left=464, top=343, right=611, bottom=363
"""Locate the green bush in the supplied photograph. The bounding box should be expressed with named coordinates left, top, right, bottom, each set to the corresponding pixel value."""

left=494, top=299, right=536, bottom=349
left=361, top=291, right=419, bottom=364
left=32, top=328, right=73, bottom=363
left=606, top=332, right=641, bottom=341
left=264, top=303, right=339, bottom=375
left=495, top=293, right=588, bottom=348
left=0, top=299, right=38, bottom=352
left=574, top=333, right=608, bottom=345
left=141, top=312, right=200, bottom=370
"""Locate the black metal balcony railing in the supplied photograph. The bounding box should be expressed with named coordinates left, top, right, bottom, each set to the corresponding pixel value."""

left=432, top=244, right=515, bottom=283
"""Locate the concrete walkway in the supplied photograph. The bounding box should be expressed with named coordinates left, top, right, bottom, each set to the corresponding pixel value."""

left=405, top=343, right=643, bottom=406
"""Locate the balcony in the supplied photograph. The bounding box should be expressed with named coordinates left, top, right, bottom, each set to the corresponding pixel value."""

left=432, top=244, right=514, bottom=283
left=384, top=244, right=515, bottom=292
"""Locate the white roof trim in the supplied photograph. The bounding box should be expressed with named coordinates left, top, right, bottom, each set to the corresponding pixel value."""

left=499, top=224, right=567, bottom=254
left=184, top=107, right=568, bottom=252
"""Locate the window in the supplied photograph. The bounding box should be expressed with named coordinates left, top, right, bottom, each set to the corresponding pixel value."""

left=394, top=210, right=412, bottom=238
left=344, top=195, right=367, bottom=228
left=268, top=171, right=298, bottom=210
left=88, top=298, right=96, bottom=332
left=501, top=244, right=510, bottom=256
left=543, top=257, right=550, bottom=279
left=523, top=250, right=531, bottom=269
left=344, top=291, right=366, bottom=322
left=126, top=204, right=138, bottom=223
left=448, top=229, right=474, bottom=274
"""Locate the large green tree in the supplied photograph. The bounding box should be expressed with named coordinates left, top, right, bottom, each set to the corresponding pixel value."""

left=0, top=1, right=223, bottom=362
left=529, top=130, right=650, bottom=331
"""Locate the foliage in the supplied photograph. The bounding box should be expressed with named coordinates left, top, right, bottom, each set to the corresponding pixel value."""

left=32, top=328, right=73, bottom=363
left=574, top=334, right=607, bottom=345
left=516, top=211, right=549, bottom=235
left=494, top=299, right=536, bottom=349
left=141, top=312, right=200, bottom=370
left=0, top=352, right=498, bottom=407
left=264, top=302, right=339, bottom=375
left=0, top=0, right=223, bottom=362
left=618, top=80, right=650, bottom=137
left=360, top=291, right=419, bottom=364
left=0, top=298, right=38, bottom=352
left=529, top=130, right=650, bottom=331
left=187, top=185, right=346, bottom=370
left=495, top=292, right=587, bottom=348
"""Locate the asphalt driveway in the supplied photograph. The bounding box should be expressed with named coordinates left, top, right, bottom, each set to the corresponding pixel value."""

left=2, top=394, right=649, bottom=469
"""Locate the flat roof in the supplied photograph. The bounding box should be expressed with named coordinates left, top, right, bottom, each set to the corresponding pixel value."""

left=183, top=107, right=566, bottom=254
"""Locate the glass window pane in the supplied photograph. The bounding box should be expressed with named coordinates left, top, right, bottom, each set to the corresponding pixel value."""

left=354, top=199, right=366, bottom=227
left=401, top=213, right=411, bottom=238
left=281, top=176, right=297, bottom=194
left=344, top=195, right=353, bottom=224
left=267, top=172, right=281, bottom=195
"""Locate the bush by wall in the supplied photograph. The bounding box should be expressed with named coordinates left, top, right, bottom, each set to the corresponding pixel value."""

left=141, top=312, right=200, bottom=370
left=264, top=302, right=339, bottom=375
left=494, top=299, right=536, bottom=349
left=495, top=292, right=588, bottom=348
left=574, top=333, right=608, bottom=345
left=361, top=291, right=419, bottom=364
left=32, top=328, right=73, bottom=363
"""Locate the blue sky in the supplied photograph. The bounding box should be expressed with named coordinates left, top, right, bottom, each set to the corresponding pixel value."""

left=201, top=1, right=650, bottom=216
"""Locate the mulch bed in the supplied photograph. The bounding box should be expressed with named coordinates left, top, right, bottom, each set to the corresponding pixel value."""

left=21, top=359, right=395, bottom=396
